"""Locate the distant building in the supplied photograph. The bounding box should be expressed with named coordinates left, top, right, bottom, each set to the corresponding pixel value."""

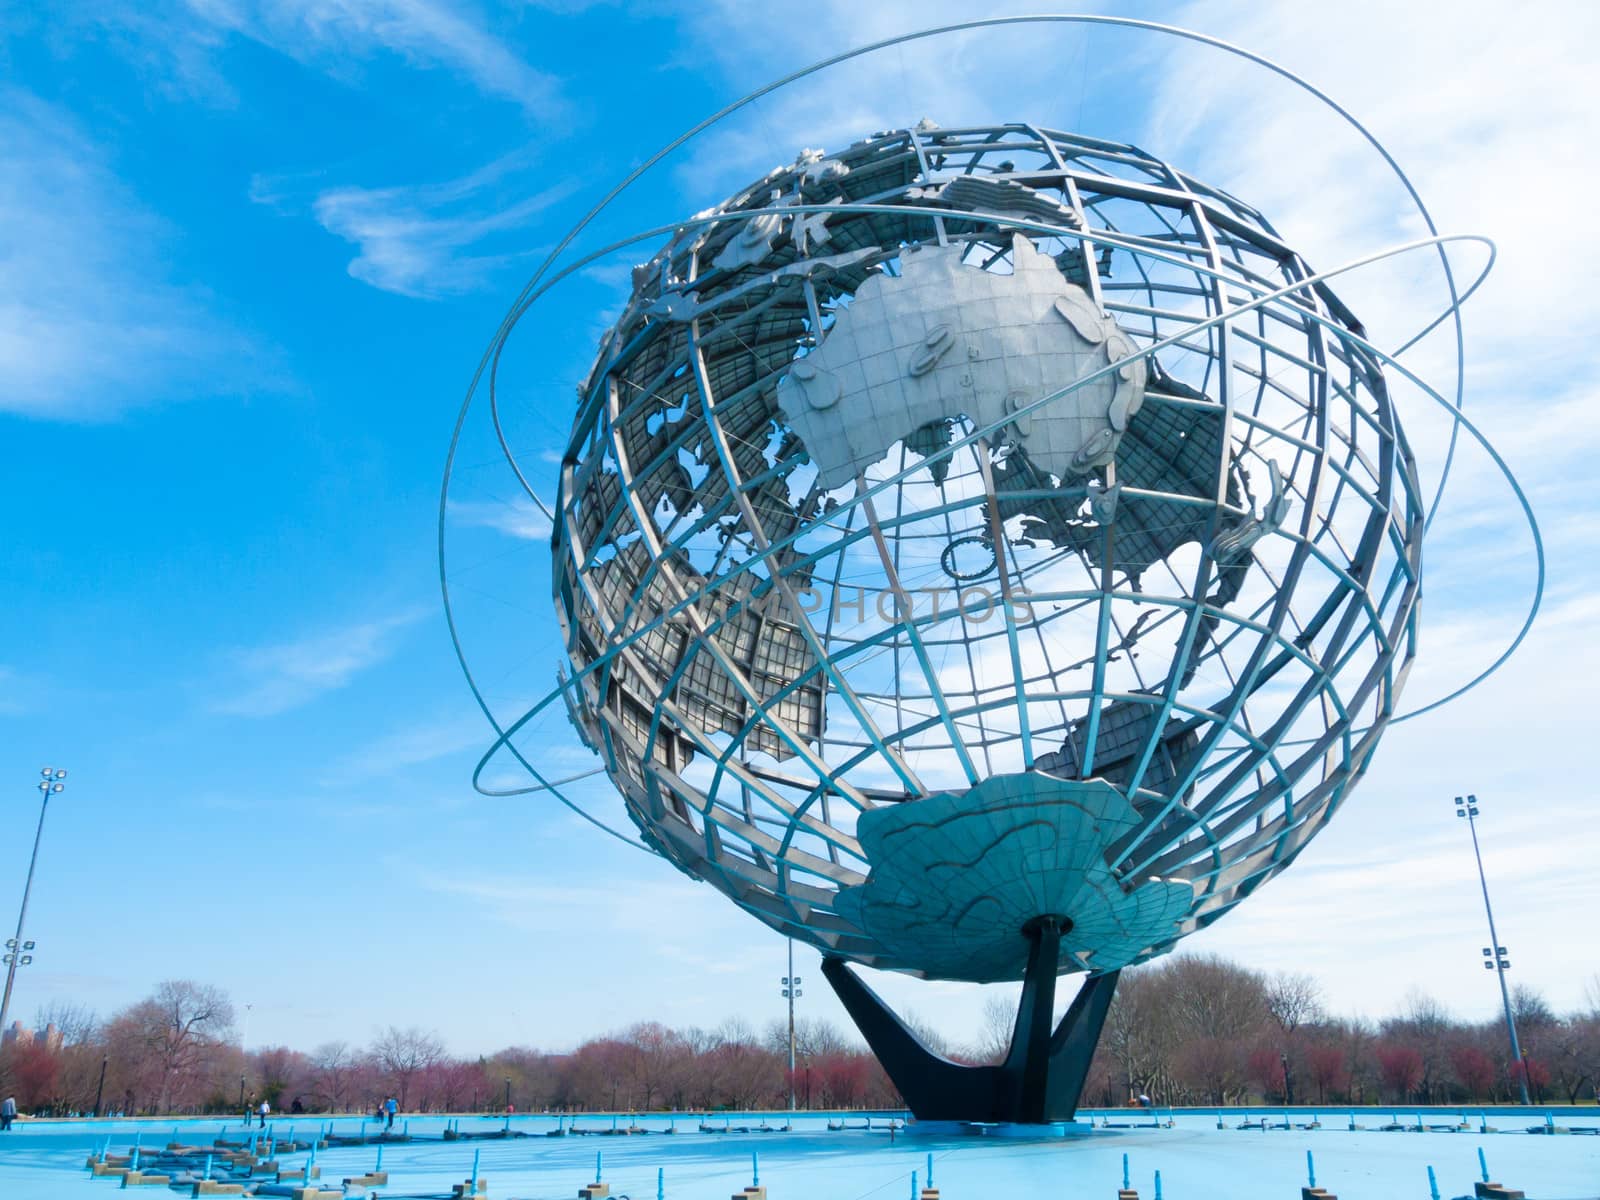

left=1, top=1021, right=63, bottom=1051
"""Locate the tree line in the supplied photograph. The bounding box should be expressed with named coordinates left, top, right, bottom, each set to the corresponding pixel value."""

left=1082, top=956, right=1598, bottom=1107
left=2, top=956, right=1596, bottom=1117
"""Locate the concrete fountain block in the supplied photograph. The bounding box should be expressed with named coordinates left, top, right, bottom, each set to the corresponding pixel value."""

left=120, top=1171, right=172, bottom=1187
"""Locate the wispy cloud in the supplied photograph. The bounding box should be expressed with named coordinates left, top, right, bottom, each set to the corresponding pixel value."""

left=312, top=178, right=570, bottom=298
left=449, top=495, right=554, bottom=540
left=323, top=712, right=488, bottom=782
left=182, top=0, right=565, bottom=115
left=0, top=90, right=276, bottom=420
left=254, top=154, right=577, bottom=297
left=1139, top=0, right=1596, bottom=706
left=662, top=2, right=1117, bottom=201
left=1150, top=0, right=1600, bottom=412
left=214, top=609, right=427, bottom=716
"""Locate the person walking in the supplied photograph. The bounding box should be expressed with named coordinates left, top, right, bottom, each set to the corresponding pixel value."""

left=1, top=1095, right=16, bottom=1131
left=257, top=1098, right=270, bottom=1128
left=384, top=1096, right=397, bottom=1132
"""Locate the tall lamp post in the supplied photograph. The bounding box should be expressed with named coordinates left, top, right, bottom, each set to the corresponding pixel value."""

left=93, top=1054, right=108, bottom=1118
left=1455, top=794, right=1531, bottom=1105
left=239, top=1002, right=253, bottom=1115
left=0, top=767, right=65, bottom=1040
left=781, top=940, right=802, bottom=1111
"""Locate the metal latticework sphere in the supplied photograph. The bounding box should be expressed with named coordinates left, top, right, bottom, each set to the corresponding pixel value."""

left=551, top=121, right=1422, bottom=983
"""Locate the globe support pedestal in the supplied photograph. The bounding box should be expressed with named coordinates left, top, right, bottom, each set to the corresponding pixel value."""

left=821, top=918, right=1120, bottom=1124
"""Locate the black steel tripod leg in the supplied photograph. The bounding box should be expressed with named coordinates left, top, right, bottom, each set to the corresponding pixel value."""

left=820, top=957, right=1004, bottom=1121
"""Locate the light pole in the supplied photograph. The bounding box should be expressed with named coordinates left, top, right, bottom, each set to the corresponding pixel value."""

left=239, top=1001, right=253, bottom=1114
left=0, top=767, right=65, bottom=1041
left=781, top=939, right=802, bottom=1111
left=1455, top=794, right=1531, bottom=1105
left=94, top=1054, right=108, bottom=1117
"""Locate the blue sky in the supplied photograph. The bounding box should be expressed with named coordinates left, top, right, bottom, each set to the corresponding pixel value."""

left=2, top=0, right=1597, bottom=1057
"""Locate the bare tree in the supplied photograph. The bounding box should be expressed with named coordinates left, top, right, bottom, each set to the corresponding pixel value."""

left=899, top=1010, right=948, bottom=1056
left=488, top=1046, right=562, bottom=1113
left=26, top=1001, right=105, bottom=1113
left=1385, top=990, right=1452, bottom=1103
left=253, top=1046, right=309, bottom=1108
left=764, top=1016, right=854, bottom=1062
left=1104, top=966, right=1175, bottom=1102
left=310, top=1042, right=354, bottom=1111
left=619, top=1022, right=689, bottom=1111
left=1167, top=955, right=1268, bottom=1042
left=1177, top=1034, right=1250, bottom=1105
left=370, top=1027, right=445, bottom=1110
left=1511, top=984, right=1556, bottom=1030
left=130, top=981, right=233, bottom=1112
left=1547, top=1018, right=1597, bottom=1104
left=973, top=993, right=1018, bottom=1065
left=96, top=981, right=231, bottom=1113
left=33, top=1000, right=99, bottom=1045
left=711, top=1021, right=782, bottom=1110
left=1265, top=972, right=1323, bottom=1035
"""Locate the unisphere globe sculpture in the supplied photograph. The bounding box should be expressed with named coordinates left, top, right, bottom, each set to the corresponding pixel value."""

left=531, top=120, right=1426, bottom=1120
left=447, top=30, right=1539, bottom=1119
left=555, top=120, right=1419, bottom=978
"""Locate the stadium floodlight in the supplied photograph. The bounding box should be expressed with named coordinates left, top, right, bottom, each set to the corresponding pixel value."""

left=0, top=768, right=66, bottom=1038
left=1458, top=795, right=1531, bottom=1104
